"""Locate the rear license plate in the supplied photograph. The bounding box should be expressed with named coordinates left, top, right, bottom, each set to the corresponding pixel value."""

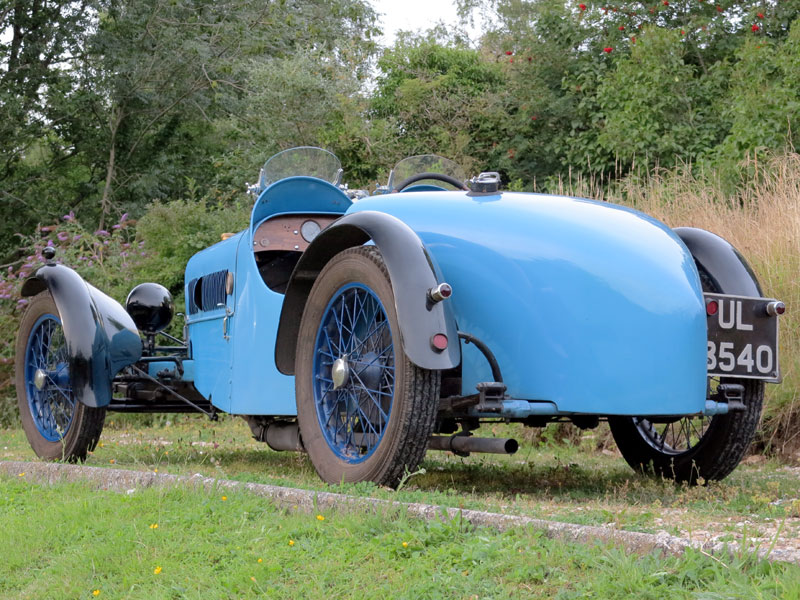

left=705, top=293, right=780, bottom=381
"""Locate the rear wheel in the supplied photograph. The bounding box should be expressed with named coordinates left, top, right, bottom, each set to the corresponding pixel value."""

left=608, top=378, right=762, bottom=483
left=15, top=292, right=105, bottom=461
left=295, top=246, right=440, bottom=486
left=609, top=269, right=763, bottom=483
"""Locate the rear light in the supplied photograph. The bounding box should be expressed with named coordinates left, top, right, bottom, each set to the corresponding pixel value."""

left=766, top=301, right=786, bottom=316
left=705, top=299, right=718, bottom=316
left=431, top=333, right=448, bottom=351
left=428, top=283, right=452, bottom=303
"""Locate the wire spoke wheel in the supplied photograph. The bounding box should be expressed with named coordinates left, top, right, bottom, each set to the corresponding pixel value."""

left=25, top=314, right=76, bottom=441
left=16, top=292, right=105, bottom=461
left=296, top=246, right=440, bottom=486
left=313, top=284, right=395, bottom=462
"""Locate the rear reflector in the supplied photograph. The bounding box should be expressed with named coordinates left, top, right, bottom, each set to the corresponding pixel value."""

left=766, top=301, right=786, bottom=316
left=431, top=333, right=448, bottom=351
left=705, top=299, right=718, bottom=316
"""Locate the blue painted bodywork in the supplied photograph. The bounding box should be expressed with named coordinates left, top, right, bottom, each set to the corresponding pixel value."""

left=347, top=191, right=708, bottom=416
left=186, top=177, right=351, bottom=416
left=184, top=181, right=708, bottom=418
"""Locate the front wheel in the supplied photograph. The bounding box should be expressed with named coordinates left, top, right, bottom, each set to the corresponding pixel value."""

left=15, top=292, right=105, bottom=461
left=295, top=246, right=440, bottom=487
left=609, top=378, right=763, bottom=483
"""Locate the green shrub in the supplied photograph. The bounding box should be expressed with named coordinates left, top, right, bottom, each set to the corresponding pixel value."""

left=0, top=195, right=250, bottom=427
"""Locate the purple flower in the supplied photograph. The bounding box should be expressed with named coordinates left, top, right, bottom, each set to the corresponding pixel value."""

left=63, top=211, right=75, bottom=222
left=120, top=213, right=128, bottom=222
left=138, top=241, right=145, bottom=248
left=17, top=299, right=28, bottom=306
left=41, top=226, right=52, bottom=232
left=120, top=251, right=128, bottom=257
left=46, top=240, right=54, bottom=247
left=140, top=251, right=146, bottom=256
left=95, top=229, right=110, bottom=237
left=78, top=257, right=87, bottom=261
left=22, top=263, right=34, bottom=270
left=122, top=243, right=130, bottom=249
left=73, top=234, right=82, bottom=241
left=103, top=240, right=109, bottom=245
left=112, top=224, right=121, bottom=230
left=57, top=232, right=69, bottom=242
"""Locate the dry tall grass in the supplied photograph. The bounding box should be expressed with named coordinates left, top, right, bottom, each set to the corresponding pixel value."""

left=561, top=153, right=800, bottom=457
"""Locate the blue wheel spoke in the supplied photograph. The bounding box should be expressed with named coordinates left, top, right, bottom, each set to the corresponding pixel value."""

left=24, top=313, right=76, bottom=441
left=353, top=403, right=381, bottom=439
left=312, top=283, right=395, bottom=463
left=352, top=344, right=394, bottom=375
left=350, top=320, right=389, bottom=356
left=350, top=370, right=390, bottom=420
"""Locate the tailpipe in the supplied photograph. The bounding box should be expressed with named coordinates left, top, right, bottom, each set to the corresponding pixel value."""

left=428, top=435, right=518, bottom=455
left=261, top=421, right=304, bottom=452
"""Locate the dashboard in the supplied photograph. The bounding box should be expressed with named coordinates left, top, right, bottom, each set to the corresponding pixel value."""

left=252, top=214, right=339, bottom=253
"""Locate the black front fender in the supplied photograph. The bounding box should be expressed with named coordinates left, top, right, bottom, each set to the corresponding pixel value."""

left=22, top=264, right=142, bottom=407
left=275, top=210, right=460, bottom=375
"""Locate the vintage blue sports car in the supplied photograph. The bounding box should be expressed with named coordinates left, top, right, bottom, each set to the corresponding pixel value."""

left=16, top=147, right=785, bottom=486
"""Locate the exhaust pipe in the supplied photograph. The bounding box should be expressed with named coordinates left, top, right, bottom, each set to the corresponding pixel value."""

left=428, top=435, right=518, bottom=455
left=256, top=422, right=517, bottom=456
left=263, top=422, right=304, bottom=452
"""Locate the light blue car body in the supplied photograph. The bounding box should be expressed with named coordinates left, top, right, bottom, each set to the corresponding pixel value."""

left=184, top=176, right=708, bottom=419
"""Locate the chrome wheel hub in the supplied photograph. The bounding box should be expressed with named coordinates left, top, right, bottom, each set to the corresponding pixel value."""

left=34, top=368, right=47, bottom=391
left=331, top=356, right=350, bottom=390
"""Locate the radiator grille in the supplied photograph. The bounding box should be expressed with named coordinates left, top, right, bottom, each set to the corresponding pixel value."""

left=188, top=270, right=228, bottom=314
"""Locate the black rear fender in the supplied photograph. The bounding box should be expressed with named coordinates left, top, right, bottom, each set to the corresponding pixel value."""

left=21, top=264, right=142, bottom=407
left=275, top=210, right=460, bottom=374
left=674, top=227, right=762, bottom=296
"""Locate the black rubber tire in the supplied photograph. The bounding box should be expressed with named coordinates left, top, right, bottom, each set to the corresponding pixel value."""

left=15, top=292, right=105, bottom=461
left=608, top=378, right=762, bottom=483
left=609, top=269, right=764, bottom=484
left=295, top=246, right=440, bottom=487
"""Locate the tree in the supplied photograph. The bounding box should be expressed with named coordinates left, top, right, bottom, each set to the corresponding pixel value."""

left=371, top=31, right=504, bottom=174
left=0, top=0, right=378, bottom=255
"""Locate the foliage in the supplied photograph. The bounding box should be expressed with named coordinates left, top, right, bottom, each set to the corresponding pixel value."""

left=134, top=196, right=250, bottom=294
left=0, top=0, right=378, bottom=259
left=713, top=20, right=800, bottom=184
left=449, top=0, right=800, bottom=187
left=370, top=32, right=505, bottom=173
left=594, top=27, right=727, bottom=170
left=0, top=195, right=250, bottom=426
left=0, top=212, right=143, bottom=425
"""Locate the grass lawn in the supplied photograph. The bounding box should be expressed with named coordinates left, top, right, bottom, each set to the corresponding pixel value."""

left=2, top=474, right=800, bottom=599
left=3, top=415, right=800, bottom=556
